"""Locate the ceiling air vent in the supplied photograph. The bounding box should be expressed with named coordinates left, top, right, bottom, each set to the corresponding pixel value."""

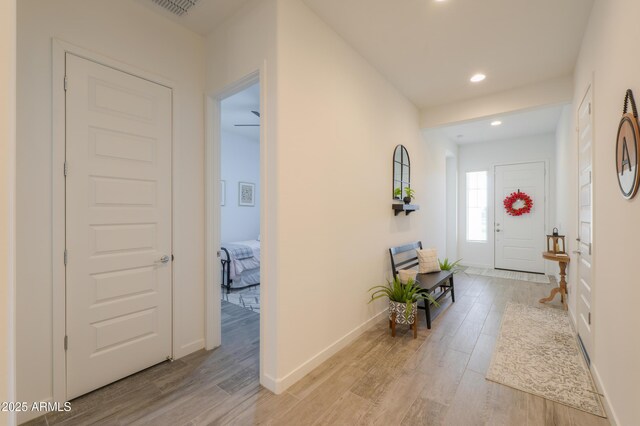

left=151, top=0, right=199, bottom=16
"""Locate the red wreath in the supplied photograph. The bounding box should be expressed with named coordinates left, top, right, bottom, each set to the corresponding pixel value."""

left=503, top=191, right=533, bottom=216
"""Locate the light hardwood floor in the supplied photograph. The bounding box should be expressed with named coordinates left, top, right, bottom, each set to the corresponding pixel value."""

left=25, top=274, right=610, bottom=426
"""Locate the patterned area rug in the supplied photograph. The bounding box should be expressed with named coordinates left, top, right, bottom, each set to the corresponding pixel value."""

left=221, top=286, right=260, bottom=313
left=487, top=303, right=605, bottom=417
left=465, top=267, right=550, bottom=284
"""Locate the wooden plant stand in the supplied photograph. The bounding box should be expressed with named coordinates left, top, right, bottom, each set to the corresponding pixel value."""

left=539, top=251, right=570, bottom=310
left=389, top=312, right=418, bottom=339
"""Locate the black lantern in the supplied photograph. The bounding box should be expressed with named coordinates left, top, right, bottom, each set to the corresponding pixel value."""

left=546, top=228, right=566, bottom=254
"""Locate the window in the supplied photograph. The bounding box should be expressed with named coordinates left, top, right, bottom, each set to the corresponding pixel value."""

left=466, top=171, right=488, bottom=241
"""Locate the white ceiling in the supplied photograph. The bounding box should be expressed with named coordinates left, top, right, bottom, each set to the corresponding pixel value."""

left=135, top=0, right=252, bottom=35
left=139, top=0, right=594, bottom=111
left=220, top=83, right=260, bottom=141
left=436, top=104, right=566, bottom=144
left=303, top=0, right=594, bottom=108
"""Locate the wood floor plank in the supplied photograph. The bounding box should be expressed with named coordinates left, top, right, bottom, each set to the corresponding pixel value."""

left=269, top=363, right=368, bottom=425
left=417, top=348, right=470, bottom=406
left=313, top=391, right=373, bottom=426
left=358, top=369, right=429, bottom=426
left=467, top=333, right=497, bottom=374
left=480, top=310, right=503, bottom=337
left=401, top=397, right=448, bottom=426
left=213, top=389, right=300, bottom=426
left=442, top=369, right=490, bottom=425
left=449, top=319, right=483, bottom=354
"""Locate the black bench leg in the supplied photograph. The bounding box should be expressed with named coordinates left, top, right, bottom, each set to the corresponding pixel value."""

left=450, top=275, right=455, bottom=303
left=425, top=300, right=432, bottom=329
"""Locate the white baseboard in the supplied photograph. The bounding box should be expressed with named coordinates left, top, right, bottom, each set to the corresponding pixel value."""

left=266, top=309, right=387, bottom=394
left=591, top=363, right=620, bottom=425
left=260, top=372, right=278, bottom=394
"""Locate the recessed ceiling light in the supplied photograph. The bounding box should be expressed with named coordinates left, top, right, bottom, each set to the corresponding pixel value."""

left=491, top=120, right=502, bottom=126
left=470, top=73, right=486, bottom=83
left=435, top=0, right=447, bottom=2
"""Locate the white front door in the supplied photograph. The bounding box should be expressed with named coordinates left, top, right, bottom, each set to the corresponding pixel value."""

left=494, top=162, right=546, bottom=273
left=65, top=53, right=173, bottom=399
left=577, top=87, right=594, bottom=360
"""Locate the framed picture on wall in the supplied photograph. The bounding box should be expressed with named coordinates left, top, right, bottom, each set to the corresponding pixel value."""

left=220, top=180, right=226, bottom=206
left=238, top=182, right=255, bottom=206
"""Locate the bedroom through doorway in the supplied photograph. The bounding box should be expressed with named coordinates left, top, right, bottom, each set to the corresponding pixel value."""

left=217, top=81, right=261, bottom=368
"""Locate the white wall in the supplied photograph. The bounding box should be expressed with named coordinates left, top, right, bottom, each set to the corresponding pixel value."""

left=566, top=1, right=640, bottom=423
left=17, top=0, right=205, bottom=419
left=445, top=155, right=458, bottom=261
left=221, top=132, right=261, bottom=242
left=0, top=1, right=17, bottom=425
left=457, top=135, right=556, bottom=271
left=272, top=0, right=453, bottom=390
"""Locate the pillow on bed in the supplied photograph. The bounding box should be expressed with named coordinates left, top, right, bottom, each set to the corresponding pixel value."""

left=417, top=248, right=441, bottom=273
left=398, top=268, right=417, bottom=284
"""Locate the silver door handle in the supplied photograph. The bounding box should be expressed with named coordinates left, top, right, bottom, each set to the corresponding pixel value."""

left=496, top=229, right=501, bottom=232
left=157, top=255, right=170, bottom=264
left=572, top=250, right=582, bottom=255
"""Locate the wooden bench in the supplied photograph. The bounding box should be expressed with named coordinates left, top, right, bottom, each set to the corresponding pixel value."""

left=389, top=242, right=455, bottom=329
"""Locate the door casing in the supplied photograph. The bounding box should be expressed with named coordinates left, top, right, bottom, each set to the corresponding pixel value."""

left=52, top=39, right=176, bottom=403
left=576, top=84, right=595, bottom=362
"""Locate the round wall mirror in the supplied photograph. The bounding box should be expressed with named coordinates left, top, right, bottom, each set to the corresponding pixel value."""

left=393, top=145, right=410, bottom=200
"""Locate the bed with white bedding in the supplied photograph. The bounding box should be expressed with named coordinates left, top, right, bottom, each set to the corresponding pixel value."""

left=220, top=239, right=260, bottom=293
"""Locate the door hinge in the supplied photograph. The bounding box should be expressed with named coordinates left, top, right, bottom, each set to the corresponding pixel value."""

left=64, top=75, right=68, bottom=91
left=64, top=335, right=68, bottom=350
left=588, top=312, right=591, bottom=325
left=64, top=249, right=68, bottom=266
left=171, top=254, right=174, bottom=261
left=64, top=161, right=68, bottom=177
left=588, top=103, right=591, bottom=115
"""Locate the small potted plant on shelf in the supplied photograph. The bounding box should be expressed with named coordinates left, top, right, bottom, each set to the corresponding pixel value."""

left=393, top=187, right=403, bottom=200
left=368, top=277, right=438, bottom=337
left=403, top=187, right=415, bottom=204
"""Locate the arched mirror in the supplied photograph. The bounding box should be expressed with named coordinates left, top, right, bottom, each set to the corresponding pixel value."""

left=393, top=145, right=410, bottom=200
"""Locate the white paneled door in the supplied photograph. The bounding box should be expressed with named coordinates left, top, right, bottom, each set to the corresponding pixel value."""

left=494, top=162, right=546, bottom=273
left=577, top=87, right=594, bottom=361
left=65, top=53, right=173, bottom=399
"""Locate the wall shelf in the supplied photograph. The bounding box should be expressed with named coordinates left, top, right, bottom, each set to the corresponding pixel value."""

left=392, top=204, right=420, bottom=216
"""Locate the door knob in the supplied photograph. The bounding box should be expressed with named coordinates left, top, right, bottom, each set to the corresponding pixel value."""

left=157, top=255, right=170, bottom=264
left=496, top=229, right=501, bottom=232
left=572, top=250, right=582, bottom=255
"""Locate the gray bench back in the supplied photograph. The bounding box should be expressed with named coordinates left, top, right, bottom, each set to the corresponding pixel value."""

left=389, top=241, right=423, bottom=278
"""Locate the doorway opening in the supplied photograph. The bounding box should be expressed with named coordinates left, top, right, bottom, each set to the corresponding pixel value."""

left=205, top=72, right=265, bottom=389
left=219, top=82, right=261, bottom=359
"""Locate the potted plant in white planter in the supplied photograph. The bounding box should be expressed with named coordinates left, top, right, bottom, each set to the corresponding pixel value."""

left=368, top=277, right=438, bottom=338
